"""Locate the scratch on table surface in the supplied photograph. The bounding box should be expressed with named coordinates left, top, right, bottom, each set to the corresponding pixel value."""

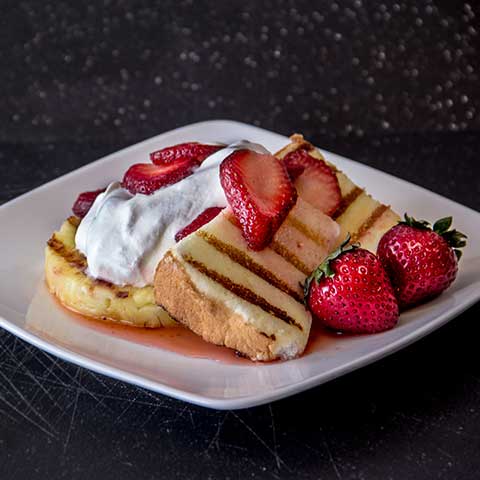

left=0, top=331, right=181, bottom=438
left=218, top=442, right=248, bottom=452
left=188, top=409, right=196, bottom=428
left=1, top=338, right=37, bottom=379
left=23, top=367, right=64, bottom=411
left=63, top=370, right=81, bottom=453
left=85, top=369, right=112, bottom=392
left=174, top=405, right=191, bottom=424
left=45, top=355, right=104, bottom=406
left=0, top=391, right=55, bottom=438
left=204, top=412, right=229, bottom=454
left=437, top=447, right=454, bottom=460
left=138, top=403, right=162, bottom=429
left=319, top=426, right=342, bottom=480
left=0, top=369, right=57, bottom=437
left=231, top=411, right=289, bottom=471
left=114, top=390, right=141, bottom=425
left=268, top=404, right=282, bottom=470
left=393, top=411, right=480, bottom=440
left=0, top=405, right=20, bottom=425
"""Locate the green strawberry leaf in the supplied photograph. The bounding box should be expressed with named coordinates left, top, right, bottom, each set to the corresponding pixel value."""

left=302, top=234, right=358, bottom=304
left=442, top=229, right=468, bottom=248
left=433, top=216, right=452, bottom=234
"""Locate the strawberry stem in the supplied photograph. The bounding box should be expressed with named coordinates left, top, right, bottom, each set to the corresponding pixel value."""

left=400, top=213, right=430, bottom=230
left=302, top=234, right=358, bottom=303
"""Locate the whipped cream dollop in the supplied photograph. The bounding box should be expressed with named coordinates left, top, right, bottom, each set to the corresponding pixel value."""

left=75, top=140, right=268, bottom=287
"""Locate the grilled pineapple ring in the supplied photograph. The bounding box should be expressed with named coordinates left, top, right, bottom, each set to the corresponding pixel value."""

left=45, top=217, right=176, bottom=327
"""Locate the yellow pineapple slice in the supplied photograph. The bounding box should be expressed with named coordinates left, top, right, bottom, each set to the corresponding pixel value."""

left=45, top=216, right=176, bottom=327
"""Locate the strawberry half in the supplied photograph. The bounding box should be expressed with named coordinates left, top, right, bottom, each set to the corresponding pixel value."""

left=72, top=188, right=106, bottom=218
left=377, top=214, right=467, bottom=309
left=220, top=149, right=297, bottom=251
left=175, top=207, right=224, bottom=242
left=304, top=236, right=399, bottom=334
left=150, top=142, right=223, bottom=166
left=283, top=149, right=341, bottom=216
left=122, top=157, right=197, bottom=195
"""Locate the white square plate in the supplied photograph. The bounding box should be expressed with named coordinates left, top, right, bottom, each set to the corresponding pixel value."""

left=1, top=120, right=479, bottom=410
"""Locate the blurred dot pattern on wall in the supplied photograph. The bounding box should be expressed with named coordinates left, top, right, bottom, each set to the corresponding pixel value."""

left=1, top=0, right=478, bottom=145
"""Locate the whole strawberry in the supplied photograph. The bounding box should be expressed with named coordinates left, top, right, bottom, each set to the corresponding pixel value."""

left=304, top=238, right=399, bottom=334
left=377, top=214, right=467, bottom=309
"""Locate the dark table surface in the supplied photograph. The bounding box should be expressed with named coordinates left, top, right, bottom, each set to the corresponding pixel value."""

left=1, top=1, right=479, bottom=479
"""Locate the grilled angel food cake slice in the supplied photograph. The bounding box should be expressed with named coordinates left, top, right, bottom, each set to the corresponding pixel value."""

left=154, top=204, right=341, bottom=361
left=275, top=134, right=400, bottom=252
left=45, top=216, right=176, bottom=327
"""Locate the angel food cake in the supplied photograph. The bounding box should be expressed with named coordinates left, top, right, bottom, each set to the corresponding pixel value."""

left=45, top=134, right=402, bottom=361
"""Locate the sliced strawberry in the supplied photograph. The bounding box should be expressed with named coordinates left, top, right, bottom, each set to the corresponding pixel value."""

left=122, top=158, right=197, bottom=195
left=283, top=148, right=317, bottom=181
left=150, top=142, right=223, bottom=166
left=175, top=207, right=224, bottom=242
left=72, top=188, right=105, bottom=218
left=283, top=149, right=341, bottom=216
left=220, top=150, right=297, bottom=251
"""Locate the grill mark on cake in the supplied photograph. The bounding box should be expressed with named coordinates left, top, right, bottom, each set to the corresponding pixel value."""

left=47, top=235, right=87, bottom=270
left=285, top=216, right=328, bottom=250
left=197, top=231, right=303, bottom=303
left=92, top=278, right=117, bottom=289
left=269, top=241, right=311, bottom=276
left=182, top=255, right=304, bottom=331
left=333, top=187, right=363, bottom=219
left=351, top=205, right=389, bottom=243
left=68, top=216, right=81, bottom=228
left=224, top=210, right=311, bottom=275
left=259, top=332, right=276, bottom=340
left=48, top=227, right=121, bottom=293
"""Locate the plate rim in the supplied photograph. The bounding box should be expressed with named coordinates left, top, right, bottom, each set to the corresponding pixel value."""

left=1, top=288, right=479, bottom=410
left=1, top=119, right=479, bottom=410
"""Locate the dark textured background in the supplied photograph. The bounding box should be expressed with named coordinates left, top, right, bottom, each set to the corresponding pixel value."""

left=1, top=1, right=479, bottom=479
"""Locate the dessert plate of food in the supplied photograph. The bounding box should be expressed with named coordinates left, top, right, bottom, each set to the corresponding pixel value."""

left=0, top=120, right=479, bottom=409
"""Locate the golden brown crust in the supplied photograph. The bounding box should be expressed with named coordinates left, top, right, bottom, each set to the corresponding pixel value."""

left=274, top=133, right=315, bottom=159
left=154, top=252, right=276, bottom=361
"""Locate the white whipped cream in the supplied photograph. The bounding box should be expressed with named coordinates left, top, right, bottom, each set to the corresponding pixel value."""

left=75, top=141, right=268, bottom=287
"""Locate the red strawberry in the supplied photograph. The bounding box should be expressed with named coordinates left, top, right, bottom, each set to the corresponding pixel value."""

left=304, top=237, right=399, bottom=333
left=377, top=214, right=467, bottom=309
left=220, top=149, right=297, bottom=250
left=72, top=188, right=105, bottom=218
left=150, top=142, right=223, bottom=166
left=283, top=148, right=318, bottom=181
left=282, top=149, right=341, bottom=216
left=175, top=207, right=224, bottom=242
left=122, top=158, right=197, bottom=195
